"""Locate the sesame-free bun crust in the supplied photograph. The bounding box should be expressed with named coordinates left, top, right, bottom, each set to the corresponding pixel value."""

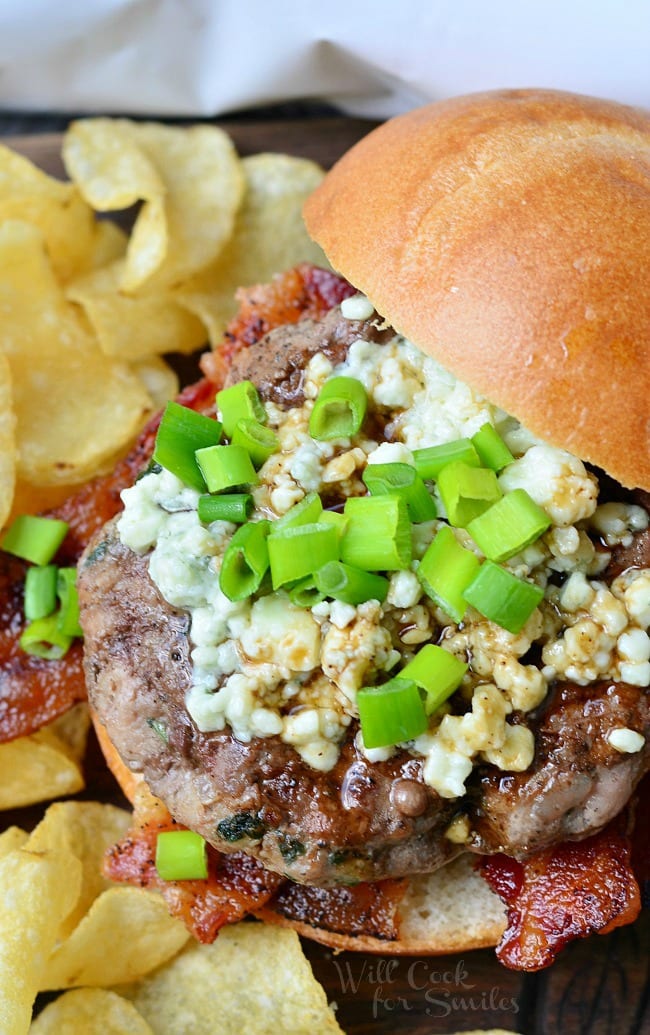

left=304, top=89, right=650, bottom=490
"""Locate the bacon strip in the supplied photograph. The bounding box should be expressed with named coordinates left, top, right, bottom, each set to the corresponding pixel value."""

left=479, top=820, right=641, bottom=970
left=259, top=877, right=407, bottom=942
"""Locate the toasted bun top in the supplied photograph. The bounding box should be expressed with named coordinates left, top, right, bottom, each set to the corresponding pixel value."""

left=304, top=89, right=650, bottom=490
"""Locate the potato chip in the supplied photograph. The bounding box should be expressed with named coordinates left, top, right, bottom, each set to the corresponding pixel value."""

left=0, top=144, right=97, bottom=283
left=30, top=988, right=154, bottom=1035
left=0, top=727, right=84, bottom=810
left=0, top=846, right=81, bottom=1035
left=0, top=826, right=28, bottom=857
left=0, top=351, right=16, bottom=531
left=83, top=218, right=128, bottom=271
left=48, top=703, right=91, bottom=763
left=67, top=259, right=206, bottom=359
left=41, top=887, right=190, bottom=990
left=0, top=220, right=154, bottom=485
left=63, top=119, right=244, bottom=291
left=123, top=922, right=343, bottom=1035
left=174, top=153, right=329, bottom=347
left=133, top=357, right=180, bottom=411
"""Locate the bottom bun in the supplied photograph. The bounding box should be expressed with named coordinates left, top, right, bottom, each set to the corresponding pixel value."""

left=92, top=711, right=506, bottom=955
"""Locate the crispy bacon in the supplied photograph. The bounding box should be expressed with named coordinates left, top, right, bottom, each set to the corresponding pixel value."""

left=479, top=820, right=641, bottom=970
left=259, top=877, right=407, bottom=942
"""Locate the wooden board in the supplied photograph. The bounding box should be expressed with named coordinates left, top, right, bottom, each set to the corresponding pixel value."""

left=4, top=119, right=649, bottom=1035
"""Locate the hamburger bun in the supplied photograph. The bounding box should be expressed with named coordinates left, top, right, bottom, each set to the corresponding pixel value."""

left=304, top=88, right=650, bottom=491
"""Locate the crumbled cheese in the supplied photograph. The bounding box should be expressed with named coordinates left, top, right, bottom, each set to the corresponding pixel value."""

left=590, top=501, right=648, bottom=546
left=499, top=444, right=598, bottom=526
left=340, top=293, right=375, bottom=321
left=607, top=727, right=645, bottom=753
left=387, top=570, right=422, bottom=609
left=366, top=441, right=414, bottom=466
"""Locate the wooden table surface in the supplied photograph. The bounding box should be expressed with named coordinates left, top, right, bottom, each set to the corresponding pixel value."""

left=4, top=116, right=649, bottom=1035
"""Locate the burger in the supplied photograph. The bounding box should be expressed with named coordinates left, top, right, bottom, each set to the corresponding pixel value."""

left=78, top=88, right=650, bottom=969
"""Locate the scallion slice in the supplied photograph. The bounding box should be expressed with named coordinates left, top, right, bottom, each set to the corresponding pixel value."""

left=19, top=614, right=73, bottom=660
left=231, top=419, right=278, bottom=468
left=195, top=444, right=258, bottom=494
left=466, top=489, right=551, bottom=562
left=309, top=376, right=367, bottom=441
left=400, top=644, right=468, bottom=715
left=57, top=567, right=83, bottom=637
left=197, top=493, right=253, bottom=525
left=273, top=492, right=323, bottom=531
left=216, top=380, right=266, bottom=439
left=341, top=496, right=412, bottom=572
left=153, top=401, right=222, bottom=492
left=412, top=439, right=480, bottom=480
left=362, top=462, right=437, bottom=522
left=417, top=524, right=480, bottom=623
left=463, top=561, right=544, bottom=634
left=471, top=423, right=514, bottom=471
left=289, top=577, right=327, bottom=608
left=319, top=510, right=348, bottom=538
left=219, top=520, right=270, bottom=601
left=268, top=522, right=339, bottom=589
left=437, top=461, right=501, bottom=528
left=357, top=677, right=428, bottom=748
left=155, top=830, right=208, bottom=881
left=24, top=564, right=58, bottom=621
left=1, top=515, right=68, bottom=566
left=315, top=560, right=389, bottom=605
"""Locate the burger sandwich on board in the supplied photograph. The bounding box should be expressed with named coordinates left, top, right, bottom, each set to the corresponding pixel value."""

left=79, top=88, right=650, bottom=970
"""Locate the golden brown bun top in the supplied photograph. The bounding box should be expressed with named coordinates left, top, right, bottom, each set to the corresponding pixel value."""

left=305, top=89, right=650, bottom=490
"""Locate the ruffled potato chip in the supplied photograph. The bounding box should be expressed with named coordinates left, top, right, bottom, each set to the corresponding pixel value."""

left=0, top=826, right=28, bottom=857
left=0, top=220, right=154, bottom=485
left=63, top=119, right=244, bottom=292
left=133, top=356, right=180, bottom=411
left=30, top=988, right=154, bottom=1035
left=0, top=726, right=85, bottom=810
left=0, top=352, right=15, bottom=532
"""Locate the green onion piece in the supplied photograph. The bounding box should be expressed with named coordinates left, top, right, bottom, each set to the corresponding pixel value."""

left=289, top=577, right=327, bottom=608
left=57, top=567, right=83, bottom=637
left=216, top=380, right=266, bottom=439
left=24, top=564, right=58, bottom=621
left=219, top=520, right=270, bottom=601
left=400, top=644, right=468, bottom=716
left=319, top=510, right=348, bottom=538
left=463, top=561, right=544, bottom=634
left=231, top=419, right=278, bottom=468
left=412, top=439, right=480, bottom=480
left=195, top=444, right=258, bottom=494
left=471, top=423, right=514, bottom=471
left=466, top=489, right=551, bottom=562
left=155, top=830, right=208, bottom=881
left=437, top=461, right=502, bottom=528
left=268, top=522, right=339, bottom=589
left=273, top=492, right=323, bottom=531
left=197, top=493, right=253, bottom=525
left=315, top=560, right=389, bottom=605
left=362, top=462, right=436, bottom=522
left=309, top=376, right=367, bottom=441
left=357, top=677, right=428, bottom=748
left=341, top=496, right=412, bottom=571
left=19, top=614, right=73, bottom=660
left=153, top=401, right=222, bottom=492
left=417, top=524, right=480, bottom=623
left=1, top=515, right=68, bottom=566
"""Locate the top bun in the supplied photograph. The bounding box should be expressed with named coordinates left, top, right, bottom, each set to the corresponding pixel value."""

left=304, top=89, right=650, bottom=490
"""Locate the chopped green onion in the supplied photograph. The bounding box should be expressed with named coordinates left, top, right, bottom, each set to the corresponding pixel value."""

left=341, top=496, right=412, bottom=572
left=57, top=567, right=83, bottom=637
left=437, top=461, right=502, bottom=528
left=195, top=444, right=258, bottom=494
left=412, top=439, right=480, bottom=480
left=289, top=577, right=327, bottom=608
left=319, top=510, right=348, bottom=538
left=216, top=380, right=267, bottom=439
left=471, top=423, right=514, bottom=471
left=19, top=614, right=73, bottom=660
left=1, top=515, right=68, bottom=566
left=197, top=493, right=253, bottom=525
left=273, top=492, right=322, bottom=531
left=417, top=524, right=480, bottom=623
left=309, top=376, right=367, bottom=441
left=362, top=462, right=436, bottom=522
left=24, top=565, right=58, bottom=621
left=219, top=520, right=270, bottom=601
left=400, top=644, right=468, bottom=715
left=466, top=489, right=551, bottom=562
left=315, top=560, right=389, bottom=605
left=231, top=419, right=278, bottom=468
left=463, top=561, right=544, bottom=634
left=357, top=677, right=428, bottom=748
left=268, top=522, right=339, bottom=589
left=153, top=401, right=222, bottom=492
left=155, top=830, right=208, bottom=881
